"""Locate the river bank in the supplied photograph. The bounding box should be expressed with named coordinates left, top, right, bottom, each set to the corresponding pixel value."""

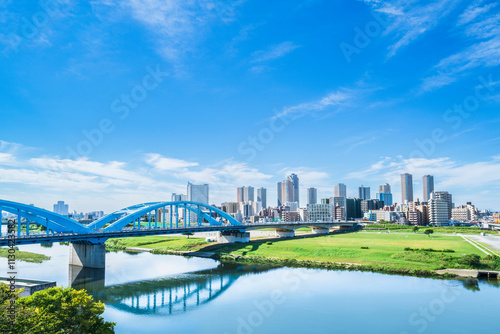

left=106, top=231, right=500, bottom=278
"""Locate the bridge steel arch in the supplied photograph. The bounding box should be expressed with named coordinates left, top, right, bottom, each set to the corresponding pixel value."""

left=93, top=201, right=241, bottom=232
left=0, top=199, right=89, bottom=236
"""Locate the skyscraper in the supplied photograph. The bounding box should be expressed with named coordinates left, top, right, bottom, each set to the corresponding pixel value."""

left=307, top=188, right=318, bottom=205
left=236, top=187, right=244, bottom=203
left=422, top=175, right=434, bottom=202
left=401, top=173, right=414, bottom=203
left=287, top=173, right=300, bottom=206
left=334, top=183, right=347, bottom=198
left=53, top=201, right=69, bottom=216
left=358, top=186, right=370, bottom=200
left=277, top=182, right=283, bottom=206
left=379, top=183, right=391, bottom=194
left=187, top=182, right=209, bottom=204
left=237, top=186, right=255, bottom=203
left=281, top=179, right=294, bottom=205
left=257, top=187, right=267, bottom=208
left=187, top=182, right=209, bottom=223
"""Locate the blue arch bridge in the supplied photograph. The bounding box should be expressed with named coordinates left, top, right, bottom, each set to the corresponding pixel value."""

left=0, top=199, right=357, bottom=269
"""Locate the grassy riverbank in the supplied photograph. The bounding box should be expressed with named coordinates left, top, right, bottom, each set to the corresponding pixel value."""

left=0, top=248, right=51, bottom=263
left=105, top=231, right=500, bottom=275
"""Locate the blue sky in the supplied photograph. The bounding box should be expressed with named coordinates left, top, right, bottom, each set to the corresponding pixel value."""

left=0, top=0, right=499, bottom=213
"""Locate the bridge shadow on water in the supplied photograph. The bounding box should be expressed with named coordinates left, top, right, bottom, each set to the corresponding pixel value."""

left=69, top=263, right=276, bottom=316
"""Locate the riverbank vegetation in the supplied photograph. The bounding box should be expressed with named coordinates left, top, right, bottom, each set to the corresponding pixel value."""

left=0, top=284, right=115, bottom=333
left=0, top=247, right=50, bottom=263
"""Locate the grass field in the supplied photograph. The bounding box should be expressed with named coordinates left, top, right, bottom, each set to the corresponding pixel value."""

left=105, top=231, right=500, bottom=273
left=205, top=232, right=487, bottom=270
left=106, top=236, right=208, bottom=252
left=0, top=248, right=51, bottom=263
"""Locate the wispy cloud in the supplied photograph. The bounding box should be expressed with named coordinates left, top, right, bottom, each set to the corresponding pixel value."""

left=273, top=90, right=352, bottom=120
left=346, top=156, right=500, bottom=208
left=361, top=0, right=458, bottom=58
left=92, top=0, right=245, bottom=65
left=419, top=1, right=500, bottom=92
left=251, top=41, right=301, bottom=63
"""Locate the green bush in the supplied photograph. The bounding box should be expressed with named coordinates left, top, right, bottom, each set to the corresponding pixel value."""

left=461, top=254, right=481, bottom=267
left=361, top=246, right=369, bottom=249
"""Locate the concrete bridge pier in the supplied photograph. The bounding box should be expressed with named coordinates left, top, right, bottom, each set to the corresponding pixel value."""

left=69, top=243, right=106, bottom=269
left=217, top=231, right=250, bottom=243
left=275, top=229, right=295, bottom=238
left=311, top=227, right=330, bottom=235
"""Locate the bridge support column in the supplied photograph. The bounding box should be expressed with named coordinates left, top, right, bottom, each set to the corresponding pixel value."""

left=217, top=232, right=250, bottom=243
left=311, top=227, right=330, bottom=235
left=69, top=243, right=106, bottom=269
left=275, top=229, right=295, bottom=238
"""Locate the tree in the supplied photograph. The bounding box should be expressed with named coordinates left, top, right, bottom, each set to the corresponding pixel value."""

left=413, top=226, right=419, bottom=233
left=0, top=284, right=115, bottom=334
left=424, top=229, right=434, bottom=237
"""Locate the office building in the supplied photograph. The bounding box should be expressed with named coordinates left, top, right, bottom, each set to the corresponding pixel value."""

left=307, top=188, right=318, bottom=205
left=401, top=173, right=414, bottom=203
left=379, top=183, right=391, bottom=194
left=422, top=175, right=434, bottom=202
left=346, top=198, right=362, bottom=219
left=257, top=187, right=267, bottom=208
left=334, top=183, right=347, bottom=198
left=287, top=173, right=300, bottom=206
left=277, top=182, right=283, bottom=206
left=333, top=197, right=346, bottom=208
left=333, top=204, right=345, bottom=221
left=285, top=201, right=299, bottom=212
left=429, top=194, right=450, bottom=226
left=308, top=204, right=333, bottom=222
left=378, top=193, right=393, bottom=206
left=53, top=201, right=69, bottom=216
left=432, top=191, right=453, bottom=219
left=187, top=183, right=209, bottom=223
left=171, top=193, right=187, bottom=202
left=361, top=199, right=384, bottom=213
left=359, top=186, right=370, bottom=200
left=237, top=186, right=254, bottom=203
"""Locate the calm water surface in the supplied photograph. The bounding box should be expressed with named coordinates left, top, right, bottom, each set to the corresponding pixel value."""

left=13, top=243, right=500, bottom=334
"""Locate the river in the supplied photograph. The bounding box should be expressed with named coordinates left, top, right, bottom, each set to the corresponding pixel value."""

left=11, top=243, right=500, bottom=334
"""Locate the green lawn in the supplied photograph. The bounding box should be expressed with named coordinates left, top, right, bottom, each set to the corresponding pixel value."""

left=105, top=236, right=208, bottom=252
left=204, top=232, right=486, bottom=271
left=104, top=231, right=496, bottom=272
left=0, top=248, right=51, bottom=263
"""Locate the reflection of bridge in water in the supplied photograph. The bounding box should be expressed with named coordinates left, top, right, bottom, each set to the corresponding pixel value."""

left=70, top=263, right=273, bottom=316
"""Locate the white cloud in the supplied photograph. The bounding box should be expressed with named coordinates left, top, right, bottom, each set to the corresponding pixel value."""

left=419, top=1, right=500, bottom=92
left=347, top=156, right=500, bottom=209
left=251, top=41, right=300, bottom=63
left=458, top=1, right=497, bottom=25
left=361, top=0, right=457, bottom=57
left=145, top=153, right=199, bottom=171
left=95, top=0, right=245, bottom=63
left=274, top=90, right=352, bottom=120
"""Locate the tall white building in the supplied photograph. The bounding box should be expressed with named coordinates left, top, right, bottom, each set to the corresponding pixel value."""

left=429, top=195, right=450, bottom=226
left=53, top=201, right=69, bottom=216
left=334, top=183, right=347, bottom=198
left=433, top=191, right=453, bottom=219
